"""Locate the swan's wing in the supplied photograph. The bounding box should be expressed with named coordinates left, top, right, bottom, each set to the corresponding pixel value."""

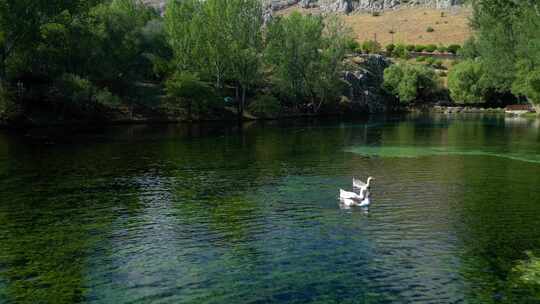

left=353, top=177, right=366, bottom=188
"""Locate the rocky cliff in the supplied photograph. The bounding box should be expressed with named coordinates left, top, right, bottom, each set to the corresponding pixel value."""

left=145, top=0, right=461, bottom=13
left=276, top=0, right=461, bottom=12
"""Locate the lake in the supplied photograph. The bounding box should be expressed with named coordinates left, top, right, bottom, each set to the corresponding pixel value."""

left=1, top=114, right=540, bottom=303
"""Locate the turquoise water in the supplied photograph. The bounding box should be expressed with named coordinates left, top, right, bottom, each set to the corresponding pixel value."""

left=1, top=114, right=540, bottom=303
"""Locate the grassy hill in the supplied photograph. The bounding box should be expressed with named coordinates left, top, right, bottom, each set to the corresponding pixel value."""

left=278, top=5, right=472, bottom=46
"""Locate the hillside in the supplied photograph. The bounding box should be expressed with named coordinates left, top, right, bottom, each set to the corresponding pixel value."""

left=278, top=5, right=472, bottom=46
left=343, top=7, right=472, bottom=45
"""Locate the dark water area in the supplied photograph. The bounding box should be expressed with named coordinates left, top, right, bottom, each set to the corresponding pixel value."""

left=1, top=114, right=540, bottom=303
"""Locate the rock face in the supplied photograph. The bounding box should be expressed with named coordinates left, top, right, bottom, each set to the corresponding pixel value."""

left=320, top=0, right=461, bottom=12
left=343, top=55, right=394, bottom=113
left=145, top=0, right=461, bottom=14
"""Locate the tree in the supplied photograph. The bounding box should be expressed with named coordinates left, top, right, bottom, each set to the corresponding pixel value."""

left=383, top=63, right=440, bottom=104
left=265, top=12, right=324, bottom=109
left=0, top=0, right=98, bottom=85
left=471, top=0, right=540, bottom=112
left=448, top=60, right=487, bottom=104
left=165, top=72, right=214, bottom=120
left=265, top=12, right=351, bottom=112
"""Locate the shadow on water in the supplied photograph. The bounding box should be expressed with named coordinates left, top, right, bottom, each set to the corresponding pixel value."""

left=0, top=114, right=540, bottom=303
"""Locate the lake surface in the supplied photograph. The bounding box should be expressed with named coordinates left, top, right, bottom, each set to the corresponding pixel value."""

left=1, top=114, right=540, bottom=303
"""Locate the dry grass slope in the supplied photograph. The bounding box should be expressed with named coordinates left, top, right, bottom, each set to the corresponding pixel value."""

left=344, top=8, right=473, bottom=46
left=279, top=5, right=473, bottom=46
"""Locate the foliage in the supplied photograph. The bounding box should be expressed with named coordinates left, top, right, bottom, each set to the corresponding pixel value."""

left=415, top=45, right=426, bottom=52
left=386, top=43, right=396, bottom=54
left=425, top=44, right=437, bottom=53
left=248, top=94, right=281, bottom=118
left=393, top=44, right=409, bottom=59
left=447, top=44, right=462, bottom=54
left=406, top=44, right=415, bottom=52
left=448, top=60, right=487, bottom=104
left=165, top=72, right=215, bottom=119
left=470, top=0, right=540, bottom=106
left=361, top=40, right=382, bottom=54
left=265, top=13, right=351, bottom=112
left=416, top=56, right=427, bottom=62
left=383, top=63, right=441, bottom=103
left=426, top=26, right=435, bottom=33
left=437, top=45, right=448, bottom=53
left=346, top=39, right=361, bottom=53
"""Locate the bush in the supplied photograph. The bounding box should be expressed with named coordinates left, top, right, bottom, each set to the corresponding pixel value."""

left=386, top=43, right=396, bottom=55
left=415, top=45, right=426, bottom=52
left=426, top=57, right=436, bottom=66
left=361, top=40, right=382, bottom=54
left=437, top=45, right=448, bottom=53
left=433, top=59, right=444, bottom=69
left=425, top=44, right=437, bottom=53
left=393, top=44, right=410, bottom=59
left=95, top=88, right=121, bottom=107
left=248, top=94, right=281, bottom=118
left=346, top=39, right=361, bottom=53
left=406, top=44, right=416, bottom=52
left=448, top=60, right=486, bottom=104
left=56, top=73, right=94, bottom=105
left=383, top=63, right=441, bottom=103
left=426, top=26, right=435, bottom=33
left=372, top=11, right=380, bottom=17
left=416, top=56, right=427, bottom=62
left=447, top=44, right=462, bottom=54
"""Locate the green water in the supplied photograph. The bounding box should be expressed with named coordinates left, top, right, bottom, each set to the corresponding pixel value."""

left=1, top=114, right=540, bottom=303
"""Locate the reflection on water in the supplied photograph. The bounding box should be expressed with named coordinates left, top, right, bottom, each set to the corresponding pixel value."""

left=0, top=115, right=540, bottom=303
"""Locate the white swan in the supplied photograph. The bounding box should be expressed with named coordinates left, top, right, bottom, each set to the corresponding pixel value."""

left=357, top=191, right=371, bottom=207
left=353, top=176, right=374, bottom=193
left=339, top=189, right=363, bottom=200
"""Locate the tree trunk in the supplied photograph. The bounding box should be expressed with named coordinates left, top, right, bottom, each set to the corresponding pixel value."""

left=0, top=47, right=6, bottom=87
left=240, top=86, right=246, bottom=121
left=187, top=101, right=192, bottom=121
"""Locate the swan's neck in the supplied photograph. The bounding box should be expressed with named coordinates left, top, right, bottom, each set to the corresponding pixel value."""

left=366, top=179, right=371, bottom=188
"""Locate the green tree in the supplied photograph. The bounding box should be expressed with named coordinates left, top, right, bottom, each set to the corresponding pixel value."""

left=448, top=60, right=487, bottom=104
left=383, top=63, right=440, bottom=104
left=0, top=0, right=98, bottom=85
left=165, top=72, right=214, bottom=120
left=265, top=13, right=350, bottom=112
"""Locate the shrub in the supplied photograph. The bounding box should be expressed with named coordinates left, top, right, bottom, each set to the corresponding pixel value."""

left=386, top=43, right=396, bottom=55
left=447, top=44, right=462, bottom=54
left=165, top=72, right=215, bottom=119
left=416, top=56, right=427, bottom=62
left=388, top=29, right=395, bottom=34
left=56, top=73, right=94, bottom=105
left=448, top=60, right=487, bottom=104
left=433, top=59, right=444, bottom=69
left=437, top=45, right=448, bottom=53
left=425, top=44, right=437, bottom=53
left=346, top=39, right=361, bottom=53
left=362, top=40, right=382, bottom=54
left=95, top=88, right=121, bottom=107
left=415, top=45, right=426, bottom=52
left=372, top=11, right=380, bottom=17
left=393, top=44, right=410, bottom=59
left=383, top=63, right=441, bottom=103
left=426, top=57, right=436, bottom=66
left=248, top=94, right=281, bottom=118
left=426, top=26, right=435, bottom=33
left=406, top=44, right=415, bottom=52
left=440, top=12, right=446, bottom=18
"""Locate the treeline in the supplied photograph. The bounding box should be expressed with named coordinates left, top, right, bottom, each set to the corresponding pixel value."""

left=446, top=0, right=540, bottom=111
left=0, top=0, right=353, bottom=123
